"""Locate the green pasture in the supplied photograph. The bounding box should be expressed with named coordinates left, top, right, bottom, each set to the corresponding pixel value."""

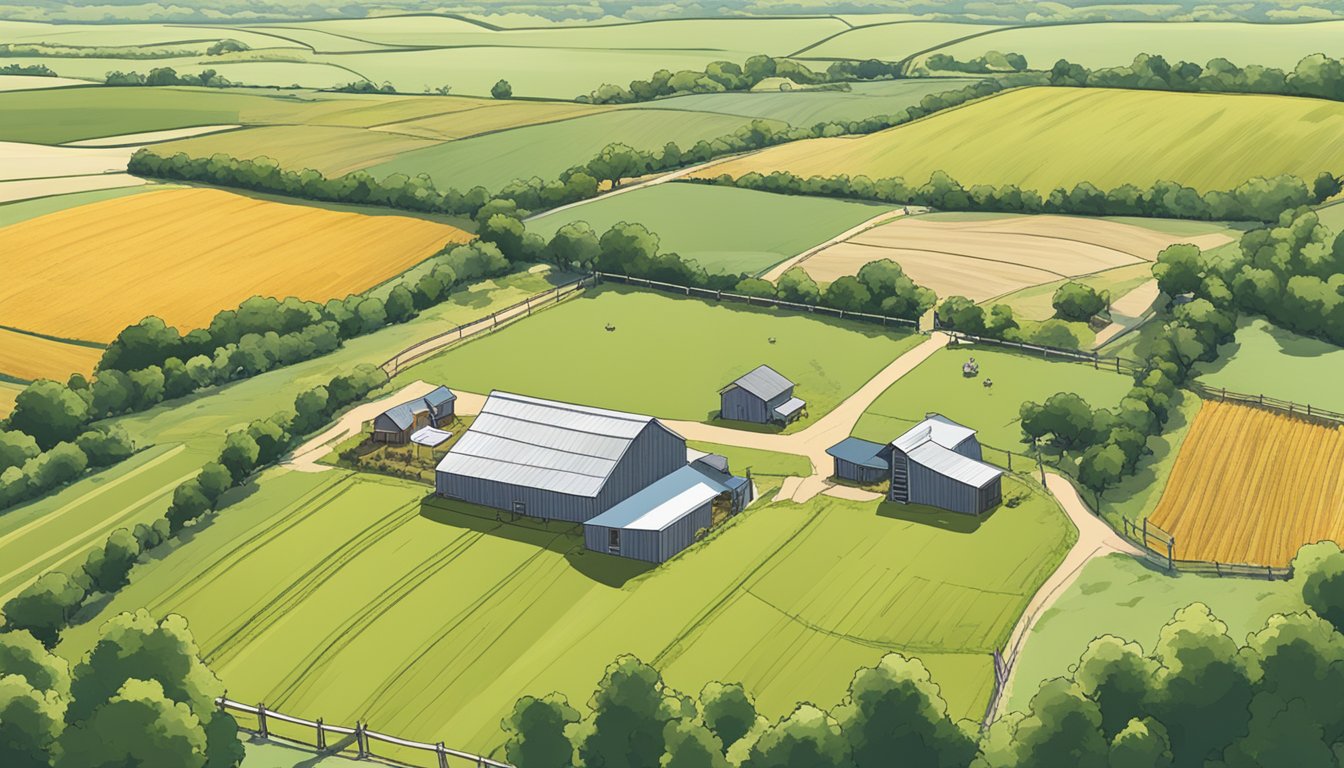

left=1195, top=317, right=1344, bottom=413
left=394, top=286, right=923, bottom=423
left=914, top=20, right=1344, bottom=70
left=1004, top=553, right=1303, bottom=713
left=852, top=345, right=1132, bottom=453
left=0, top=20, right=306, bottom=50
left=793, top=20, right=1005, bottom=60
left=529, top=183, right=895, bottom=275
left=644, top=78, right=979, bottom=126
left=0, top=270, right=560, bottom=604
left=61, top=467, right=1071, bottom=752
left=686, top=441, right=813, bottom=478
left=370, top=109, right=764, bottom=191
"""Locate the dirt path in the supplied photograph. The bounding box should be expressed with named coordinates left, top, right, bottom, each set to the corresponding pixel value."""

left=760, top=208, right=909, bottom=282
left=1093, top=279, right=1159, bottom=349
left=987, top=471, right=1144, bottom=719
left=285, top=381, right=439, bottom=473
left=523, top=157, right=744, bottom=223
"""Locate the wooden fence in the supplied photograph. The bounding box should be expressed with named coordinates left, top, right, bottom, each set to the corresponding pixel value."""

left=1188, top=382, right=1344, bottom=426
left=380, top=275, right=594, bottom=377
left=218, top=697, right=511, bottom=768
left=594, top=272, right=921, bottom=331
left=937, top=326, right=1141, bottom=374
left=1120, top=517, right=1292, bottom=580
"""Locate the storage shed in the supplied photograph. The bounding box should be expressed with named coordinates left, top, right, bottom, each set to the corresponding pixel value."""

left=372, top=386, right=456, bottom=444
left=582, top=463, right=748, bottom=563
left=884, top=414, right=1003, bottom=515
left=719, top=365, right=806, bottom=425
left=826, top=437, right=888, bottom=484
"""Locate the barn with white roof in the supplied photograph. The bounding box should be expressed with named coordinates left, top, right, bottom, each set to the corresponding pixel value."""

left=882, top=414, right=1003, bottom=515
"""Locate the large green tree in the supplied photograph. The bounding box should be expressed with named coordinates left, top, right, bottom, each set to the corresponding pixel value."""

left=575, top=655, right=683, bottom=768
left=742, top=704, right=849, bottom=768
left=832, top=653, right=975, bottom=768
left=502, top=693, right=580, bottom=768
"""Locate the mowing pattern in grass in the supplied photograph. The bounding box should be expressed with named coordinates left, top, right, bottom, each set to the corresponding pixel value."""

left=60, top=469, right=1072, bottom=752
left=852, top=346, right=1132, bottom=454
left=394, top=286, right=923, bottom=422
left=1004, top=553, right=1303, bottom=713
left=1196, top=317, right=1344, bottom=414
left=698, top=87, right=1344, bottom=194
left=529, top=183, right=895, bottom=276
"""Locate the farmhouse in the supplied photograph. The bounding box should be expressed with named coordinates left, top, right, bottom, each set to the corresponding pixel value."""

left=435, top=391, right=751, bottom=561
left=825, top=437, right=888, bottom=484
left=884, top=415, right=1003, bottom=515
left=372, top=386, right=457, bottom=444
left=720, top=365, right=806, bottom=425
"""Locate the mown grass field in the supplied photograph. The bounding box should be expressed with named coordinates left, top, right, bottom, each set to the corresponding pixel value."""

left=0, top=328, right=103, bottom=382
left=394, top=286, right=924, bottom=422
left=793, top=20, right=1005, bottom=59
left=529, top=182, right=895, bottom=275
left=912, top=19, right=1344, bottom=70
left=852, top=346, right=1133, bottom=454
left=58, top=467, right=1071, bottom=753
left=155, top=125, right=438, bottom=176
left=698, top=87, right=1344, bottom=194
left=1149, top=400, right=1344, bottom=567
left=370, top=109, right=768, bottom=192
left=0, top=187, right=469, bottom=342
left=644, top=78, right=979, bottom=126
left=1004, top=553, right=1303, bottom=713
left=1195, top=317, right=1344, bottom=413
left=0, top=270, right=560, bottom=605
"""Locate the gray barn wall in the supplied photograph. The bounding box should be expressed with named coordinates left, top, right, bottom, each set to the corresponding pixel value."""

left=720, top=386, right=795, bottom=424
left=835, top=458, right=886, bottom=484
left=907, top=461, right=982, bottom=515
left=583, top=500, right=713, bottom=563
left=953, top=437, right=983, bottom=461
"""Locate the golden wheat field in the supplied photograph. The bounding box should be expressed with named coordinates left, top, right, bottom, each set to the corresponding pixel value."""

left=1149, top=400, right=1344, bottom=567
left=0, top=328, right=103, bottom=382
left=0, top=188, right=470, bottom=343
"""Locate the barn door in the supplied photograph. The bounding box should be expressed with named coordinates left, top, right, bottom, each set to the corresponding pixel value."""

left=608, top=528, right=621, bottom=554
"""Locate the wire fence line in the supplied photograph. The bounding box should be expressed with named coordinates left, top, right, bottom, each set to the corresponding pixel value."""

left=1119, top=517, right=1293, bottom=581
left=219, top=697, right=511, bottom=768
left=936, top=326, right=1142, bottom=374
left=1188, top=381, right=1344, bottom=426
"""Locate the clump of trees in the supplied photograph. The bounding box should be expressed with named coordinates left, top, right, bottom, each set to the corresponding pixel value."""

left=734, top=260, right=936, bottom=321
left=204, top=38, right=248, bottom=55
left=0, top=62, right=57, bottom=76
left=1, top=366, right=385, bottom=648
left=926, top=50, right=1028, bottom=73
left=492, top=79, right=513, bottom=99
left=0, top=423, right=133, bottom=509
left=578, top=55, right=887, bottom=104
left=1043, top=51, right=1344, bottom=102
left=334, top=79, right=396, bottom=93
left=104, top=66, right=232, bottom=87
left=0, top=611, right=242, bottom=767
left=1052, top=282, right=1108, bottom=322
left=699, top=168, right=1336, bottom=224
left=936, top=295, right=1086, bottom=350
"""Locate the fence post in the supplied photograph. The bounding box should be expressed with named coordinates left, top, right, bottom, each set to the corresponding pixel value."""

left=437, top=742, right=449, bottom=768
left=1007, top=451, right=1012, bottom=472
left=355, top=722, right=368, bottom=758
left=1166, top=538, right=1174, bottom=571
left=316, top=718, right=326, bottom=750
left=257, top=703, right=269, bottom=739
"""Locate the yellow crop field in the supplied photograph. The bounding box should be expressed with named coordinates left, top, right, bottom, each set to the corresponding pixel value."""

left=0, top=381, right=20, bottom=418
left=1149, top=400, right=1344, bottom=567
left=0, top=188, right=470, bottom=342
left=0, top=328, right=103, bottom=382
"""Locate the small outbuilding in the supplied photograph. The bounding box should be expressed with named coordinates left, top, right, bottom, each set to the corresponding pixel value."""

left=719, top=365, right=806, bottom=425
left=372, top=386, right=456, bottom=444
left=883, top=414, right=1003, bottom=515
left=825, top=437, right=888, bottom=484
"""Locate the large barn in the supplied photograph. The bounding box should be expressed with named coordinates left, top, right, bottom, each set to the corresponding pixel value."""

left=719, top=365, right=806, bottom=425
left=883, top=415, right=1003, bottom=515
left=435, top=392, right=751, bottom=561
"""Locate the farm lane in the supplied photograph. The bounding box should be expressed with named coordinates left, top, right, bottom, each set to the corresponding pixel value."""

left=285, top=380, right=441, bottom=472
left=1093, top=278, right=1159, bottom=348
left=760, top=207, right=908, bottom=282
left=989, top=471, right=1144, bottom=718
left=522, top=155, right=744, bottom=222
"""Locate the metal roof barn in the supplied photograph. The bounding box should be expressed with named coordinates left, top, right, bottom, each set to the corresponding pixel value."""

left=884, top=414, right=1004, bottom=515
left=719, top=364, right=806, bottom=425
left=373, top=385, right=456, bottom=444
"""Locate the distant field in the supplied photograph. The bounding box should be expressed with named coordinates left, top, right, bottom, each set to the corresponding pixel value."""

left=155, top=125, right=438, bottom=176
left=0, top=75, right=91, bottom=91
left=0, top=328, right=102, bottom=382
left=852, top=346, right=1132, bottom=453
left=644, top=78, right=979, bottom=126
left=992, top=264, right=1154, bottom=322
left=394, top=286, right=923, bottom=423
left=0, top=187, right=470, bottom=341
left=697, top=87, right=1344, bottom=194
left=59, top=467, right=1071, bottom=751
left=370, top=109, right=766, bottom=191
left=793, top=20, right=1005, bottom=59
left=798, top=212, right=1233, bottom=301
left=913, top=20, right=1344, bottom=70
left=529, top=183, right=895, bottom=275
left=0, top=20, right=306, bottom=50
left=0, top=184, right=158, bottom=228
left=1004, top=553, right=1303, bottom=713
left=1195, top=318, right=1344, bottom=413
left=0, top=380, right=20, bottom=418
left=373, top=101, right=609, bottom=141
left=1150, top=400, right=1344, bottom=567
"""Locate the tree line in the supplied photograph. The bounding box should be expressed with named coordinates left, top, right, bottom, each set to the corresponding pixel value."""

left=1033, top=51, right=1344, bottom=102
left=936, top=296, right=1092, bottom=351
left=926, top=51, right=1029, bottom=74
left=696, top=168, right=1339, bottom=224
left=578, top=54, right=901, bottom=104
left=104, top=66, right=233, bottom=87
left=0, top=423, right=133, bottom=510
left=1, top=365, right=385, bottom=650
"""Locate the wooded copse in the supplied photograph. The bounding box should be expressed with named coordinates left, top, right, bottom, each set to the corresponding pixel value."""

left=578, top=54, right=902, bottom=104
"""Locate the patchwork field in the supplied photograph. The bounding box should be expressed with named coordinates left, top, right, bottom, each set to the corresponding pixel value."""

left=57, top=468, right=1072, bottom=753
left=393, top=286, right=923, bottom=423
left=155, top=125, right=438, bottom=176
left=1195, top=318, right=1344, bottom=414
left=0, top=328, right=103, bottom=382
left=796, top=212, right=1234, bottom=301
left=792, top=20, right=1005, bottom=59
left=852, top=346, right=1132, bottom=454
left=1149, top=400, right=1344, bottom=567
left=529, top=182, right=896, bottom=275
left=696, top=87, right=1344, bottom=194
left=0, top=187, right=470, bottom=342
left=913, top=19, right=1344, bottom=70
left=991, top=264, right=1154, bottom=322
left=644, top=78, right=979, bottom=126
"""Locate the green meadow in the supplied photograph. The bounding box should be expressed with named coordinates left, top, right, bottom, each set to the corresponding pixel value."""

left=1195, top=317, right=1344, bottom=413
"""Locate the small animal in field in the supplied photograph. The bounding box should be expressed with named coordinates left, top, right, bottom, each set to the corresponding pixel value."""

left=605, top=323, right=616, bottom=332
left=983, top=378, right=994, bottom=390
left=768, top=337, right=776, bottom=344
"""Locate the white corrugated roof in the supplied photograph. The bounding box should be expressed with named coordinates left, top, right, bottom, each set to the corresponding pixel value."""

left=893, top=414, right=977, bottom=453
left=773, top=396, right=806, bottom=418
left=906, top=442, right=1002, bottom=488
left=410, top=426, right=453, bottom=447
left=584, top=465, right=729, bottom=531
left=728, top=365, right=794, bottom=401
left=435, top=391, right=673, bottom=497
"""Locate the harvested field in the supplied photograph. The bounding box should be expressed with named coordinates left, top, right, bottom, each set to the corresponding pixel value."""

left=0, top=328, right=103, bottom=382
left=0, top=141, right=136, bottom=180
left=156, top=125, right=439, bottom=176
left=371, top=101, right=610, bottom=141
left=0, top=75, right=91, bottom=91
left=0, top=381, right=18, bottom=418
left=1149, top=400, right=1344, bottom=567
left=63, top=124, right=241, bottom=147
left=808, top=242, right=1056, bottom=302
left=0, top=187, right=470, bottom=341
left=0, top=174, right=150, bottom=204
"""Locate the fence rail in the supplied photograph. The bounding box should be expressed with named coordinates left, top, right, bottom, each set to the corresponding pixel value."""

left=594, top=272, right=921, bottom=331
left=380, top=274, right=594, bottom=377
left=1188, top=382, right=1344, bottom=426
left=937, top=326, right=1142, bottom=374
left=1119, top=517, right=1292, bottom=580
left=218, top=697, right=511, bottom=768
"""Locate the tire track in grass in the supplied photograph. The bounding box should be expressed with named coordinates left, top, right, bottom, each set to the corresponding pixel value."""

left=145, top=474, right=359, bottom=616
left=204, top=497, right=424, bottom=666
left=267, top=526, right=490, bottom=710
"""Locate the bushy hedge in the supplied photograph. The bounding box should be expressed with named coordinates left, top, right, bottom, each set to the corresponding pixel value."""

left=104, top=66, right=232, bottom=87
left=1044, top=51, right=1344, bottom=101
left=736, top=261, right=936, bottom=321
left=578, top=54, right=902, bottom=104
left=0, top=425, right=133, bottom=510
